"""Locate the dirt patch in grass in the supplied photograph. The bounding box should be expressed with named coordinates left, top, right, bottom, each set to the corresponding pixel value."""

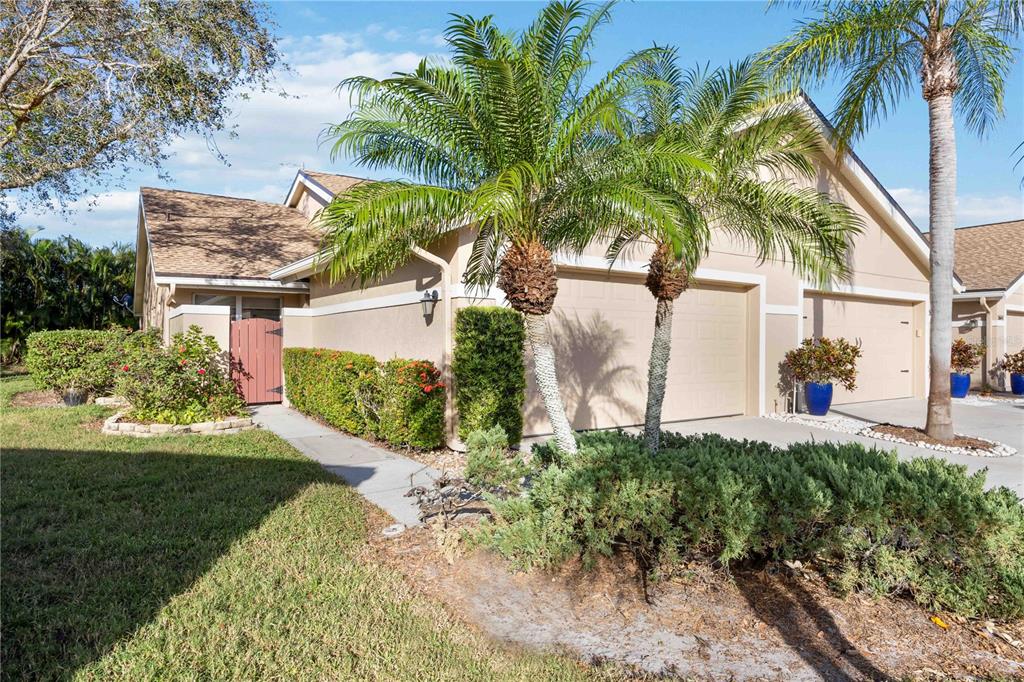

left=870, top=423, right=996, bottom=451
left=10, top=390, right=63, bottom=408
left=369, top=516, right=1024, bottom=681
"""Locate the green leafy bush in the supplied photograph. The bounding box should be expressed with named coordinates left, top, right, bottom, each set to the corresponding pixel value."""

left=784, top=337, right=862, bottom=390
left=283, top=348, right=446, bottom=449
left=479, top=430, right=1024, bottom=620
left=453, top=307, right=526, bottom=443
left=117, top=326, right=245, bottom=424
left=464, top=426, right=530, bottom=493
left=26, top=328, right=133, bottom=396
left=283, top=348, right=378, bottom=435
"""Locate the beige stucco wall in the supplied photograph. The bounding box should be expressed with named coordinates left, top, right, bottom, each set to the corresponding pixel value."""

left=167, top=309, right=231, bottom=352
left=953, top=289, right=1024, bottom=391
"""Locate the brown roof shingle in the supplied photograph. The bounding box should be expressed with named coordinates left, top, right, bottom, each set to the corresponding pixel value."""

left=954, top=219, right=1024, bottom=291
left=141, top=187, right=322, bottom=279
left=300, top=170, right=368, bottom=197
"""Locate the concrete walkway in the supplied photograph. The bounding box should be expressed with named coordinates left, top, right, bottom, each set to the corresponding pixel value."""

left=251, top=404, right=437, bottom=526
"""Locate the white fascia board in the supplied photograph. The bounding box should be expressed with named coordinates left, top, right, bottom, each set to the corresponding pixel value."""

left=269, top=251, right=325, bottom=281
left=953, top=290, right=1006, bottom=300
left=168, top=304, right=231, bottom=319
left=283, top=170, right=335, bottom=207
left=154, top=276, right=309, bottom=291
left=803, top=281, right=928, bottom=303
left=282, top=289, right=432, bottom=317
left=1005, top=272, right=1024, bottom=298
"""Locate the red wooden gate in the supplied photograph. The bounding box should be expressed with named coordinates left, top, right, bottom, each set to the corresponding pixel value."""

left=230, top=318, right=283, bottom=404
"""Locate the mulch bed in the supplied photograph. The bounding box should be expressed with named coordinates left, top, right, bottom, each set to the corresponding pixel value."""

left=368, top=514, right=1024, bottom=681
left=870, top=423, right=996, bottom=451
left=10, top=390, right=64, bottom=408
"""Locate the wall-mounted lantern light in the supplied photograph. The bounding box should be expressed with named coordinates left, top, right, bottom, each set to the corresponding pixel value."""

left=420, top=290, right=439, bottom=320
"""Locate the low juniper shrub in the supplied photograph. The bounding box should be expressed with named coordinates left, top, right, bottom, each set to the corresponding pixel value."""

left=464, top=426, right=531, bottom=494
left=478, top=430, right=1024, bottom=620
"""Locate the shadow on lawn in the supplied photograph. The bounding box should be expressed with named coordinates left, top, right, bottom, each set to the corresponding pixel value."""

left=0, top=446, right=348, bottom=681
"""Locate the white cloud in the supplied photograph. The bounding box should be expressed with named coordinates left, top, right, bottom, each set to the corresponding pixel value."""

left=10, top=28, right=436, bottom=245
left=888, top=187, right=1023, bottom=228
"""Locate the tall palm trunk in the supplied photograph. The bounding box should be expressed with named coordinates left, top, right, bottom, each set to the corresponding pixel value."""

left=643, top=298, right=674, bottom=452
left=498, top=240, right=578, bottom=454
left=922, top=36, right=957, bottom=442
left=523, top=313, right=578, bottom=453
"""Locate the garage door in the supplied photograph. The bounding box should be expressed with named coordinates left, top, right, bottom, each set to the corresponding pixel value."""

left=523, top=271, right=749, bottom=436
left=1008, top=312, right=1024, bottom=354
left=803, top=293, right=915, bottom=404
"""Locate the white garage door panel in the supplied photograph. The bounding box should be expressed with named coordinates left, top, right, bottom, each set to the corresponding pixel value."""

left=523, top=272, right=748, bottom=436
left=803, top=294, right=914, bottom=405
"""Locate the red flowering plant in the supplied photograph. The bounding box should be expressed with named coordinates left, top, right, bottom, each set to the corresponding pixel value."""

left=116, top=325, right=245, bottom=424
left=373, top=359, right=445, bottom=449
left=783, top=337, right=862, bottom=391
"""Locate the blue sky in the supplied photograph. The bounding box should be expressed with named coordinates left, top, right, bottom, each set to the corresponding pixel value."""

left=13, top=0, right=1024, bottom=245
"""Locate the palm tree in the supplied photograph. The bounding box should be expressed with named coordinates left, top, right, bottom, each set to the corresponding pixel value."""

left=318, top=2, right=706, bottom=454
left=763, top=0, right=1022, bottom=441
left=610, top=55, right=863, bottom=452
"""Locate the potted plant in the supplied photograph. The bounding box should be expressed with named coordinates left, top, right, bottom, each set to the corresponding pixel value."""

left=783, top=337, right=862, bottom=416
left=1001, top=348, right=1024, bottom=396
left=949, top=338, right=984, bottom=398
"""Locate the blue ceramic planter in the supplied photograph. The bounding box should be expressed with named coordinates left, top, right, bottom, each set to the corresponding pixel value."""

left=950, top=372, right=971, bottom=398
left=804, top=382, right=833, bottom=416
left=1011, top=372, right=1024, bottom=396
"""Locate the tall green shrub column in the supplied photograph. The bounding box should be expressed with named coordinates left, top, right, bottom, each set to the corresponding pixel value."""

left=452, top=307, right=526, bottom=443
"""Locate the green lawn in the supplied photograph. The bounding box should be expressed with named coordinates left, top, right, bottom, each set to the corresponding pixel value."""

left=0, top=377, right=609, bottom=681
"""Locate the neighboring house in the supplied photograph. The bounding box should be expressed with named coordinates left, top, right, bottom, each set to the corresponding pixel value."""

left=950, top=219, right=1024, bottom=389
left=135, top=101, right=951, bottom=442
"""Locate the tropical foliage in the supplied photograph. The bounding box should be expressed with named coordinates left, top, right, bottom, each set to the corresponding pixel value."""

left=453, top=307, right=526, bottom=443
left=950, top=337, right=985, bottom=374
left=784, top=337, right=863, bottom=391
left=763, top=0, right=1024, bottom=440
left=0, top=0, right=279, bottom=208
left=2, top=227, right=136, bottom=363
left=117, top=326, right=246, bottom=425
left=478, top=430, right=1024, bottom=619
left=1001, top=348, right=1024, bottom=375
left=318, top=1, right=709, bottom=454
left=282, top=348, right=446, bottom=449
left=610, top=54, right=862, bottom=451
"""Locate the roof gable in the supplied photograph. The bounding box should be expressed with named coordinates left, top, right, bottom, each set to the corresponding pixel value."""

left=140, top=187, right=322, bottom=279
left=953, top=219, right=1024, bottom=291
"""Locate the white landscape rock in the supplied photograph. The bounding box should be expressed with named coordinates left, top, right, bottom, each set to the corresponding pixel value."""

left=765, top=412, right=1016, bottom=458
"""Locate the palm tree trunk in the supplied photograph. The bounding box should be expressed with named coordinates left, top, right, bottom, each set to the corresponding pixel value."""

left=524, top=313, right=578, bottom=454
left=924, top=92, right=956, bottom=441
left=643, top=298, right=674, bottom=452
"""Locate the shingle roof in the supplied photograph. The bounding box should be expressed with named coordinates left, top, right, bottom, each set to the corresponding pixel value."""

left=140, top=187, right=322, bottom=279
left=953, top=219, right=1024, bottom=291
left=300, top=170, right=368, bottom=197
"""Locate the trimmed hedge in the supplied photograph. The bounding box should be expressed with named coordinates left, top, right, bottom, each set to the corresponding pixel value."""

left=480, top=430, right=1024, bottom=620
left=26, top=328, right=133, bottom=396
left=283, top=348, right=445, bottom=449
left=452, top=306, right=526, bottom=442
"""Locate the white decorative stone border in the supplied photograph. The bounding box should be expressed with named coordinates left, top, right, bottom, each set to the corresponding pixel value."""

left=765, top=412, right=1017, bottom=458
left=102, top=412, right=257, bottom=437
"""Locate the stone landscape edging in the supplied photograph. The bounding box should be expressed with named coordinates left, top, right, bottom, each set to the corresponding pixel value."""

left=102, top=412, right=257, bottom=437
left=765, top=412, right=1017, bottom=458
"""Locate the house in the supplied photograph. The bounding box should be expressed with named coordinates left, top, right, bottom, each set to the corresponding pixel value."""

left=951, top=219, right=1024, bottom=389
left=134, top=100, right=946, bottom=442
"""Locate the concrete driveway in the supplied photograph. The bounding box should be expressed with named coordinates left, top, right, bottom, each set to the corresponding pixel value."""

left=662, top=398, right=1023, bottom=495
